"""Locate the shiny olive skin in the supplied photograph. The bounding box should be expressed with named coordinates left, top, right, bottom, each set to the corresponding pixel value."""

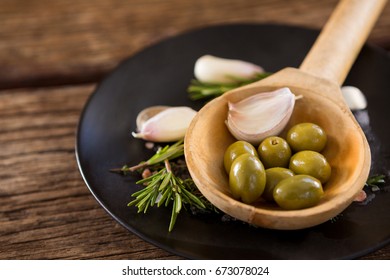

left=273, top=174, right=324, bottom=210
left=263, top=167, right=294, bottom=202
left=286, top=123, right=327, bottom=152
left=229, top=154, right=266, bottom=204
left=289, top=151, right=331, bottom=184
left=258, top=136, right=292, bottom=168
left=224, top=141, right=258, bottom=173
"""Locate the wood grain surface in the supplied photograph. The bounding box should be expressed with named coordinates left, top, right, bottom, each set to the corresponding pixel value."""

left=0, top=0, right=389, bottom=260
left=1, top=0, right=389, bottom=89
left=0, top=85, right=179, bottom=259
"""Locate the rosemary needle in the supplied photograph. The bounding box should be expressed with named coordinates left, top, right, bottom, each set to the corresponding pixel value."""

left=365, top=174, right=386, bottom=191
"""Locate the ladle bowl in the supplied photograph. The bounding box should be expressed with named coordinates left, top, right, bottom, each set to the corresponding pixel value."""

left=184, top=0, right=387, bottom=230
left=185, top=68, right=370, bottom=229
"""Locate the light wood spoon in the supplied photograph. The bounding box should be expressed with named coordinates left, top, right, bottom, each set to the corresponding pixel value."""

left=184, top=0, right=387, bottom=230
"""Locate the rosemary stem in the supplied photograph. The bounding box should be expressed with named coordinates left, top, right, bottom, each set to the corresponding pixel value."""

left=109, top=168, right=124, bottom=174
left=164, top=159, right=172, bottom=173
left=110, top=161, right=150, bottom=174
left=129, top=162, right=149, bottom=172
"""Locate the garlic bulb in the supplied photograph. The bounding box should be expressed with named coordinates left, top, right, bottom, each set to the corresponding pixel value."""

left=341, top=86, right=367, bottom=110
left=226, top=87, right=295, bottom=145
left=194, top=55, right=264, bottom=84
left=132, top=106, right=197, bottom=142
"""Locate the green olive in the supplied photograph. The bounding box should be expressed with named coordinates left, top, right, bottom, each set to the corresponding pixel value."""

left=286, top=123, right=327, bottom=152
left=229, top=154, right=266, bottom=204
left=258, top=136, right=292, bottom=168
left=224, top=141, right=258, bottom=173
left=289, top=151, right=331, bottom=184
left=273, top=175, right=324, bottom=210
left=263, top=167, right=294, bottom=202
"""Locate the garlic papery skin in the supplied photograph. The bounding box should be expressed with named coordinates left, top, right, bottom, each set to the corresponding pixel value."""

left=226, top=87, right=295, bottom=145
left=194, top=55, right=264, bottom=84
left=132, top=106, right=197, bottom=142
left=341, top=86, right=367, bottom=110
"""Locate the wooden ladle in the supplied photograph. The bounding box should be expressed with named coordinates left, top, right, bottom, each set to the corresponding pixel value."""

left=184, top=0, right=387, bottom=230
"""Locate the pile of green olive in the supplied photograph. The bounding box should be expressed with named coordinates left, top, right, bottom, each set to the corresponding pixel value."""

left=224, top=122, right=331, bottom=210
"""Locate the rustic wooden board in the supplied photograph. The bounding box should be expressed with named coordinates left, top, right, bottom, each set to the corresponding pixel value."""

left=1, top=0, right=389, bottom=89
left=0, top=84, right=389, bottom=259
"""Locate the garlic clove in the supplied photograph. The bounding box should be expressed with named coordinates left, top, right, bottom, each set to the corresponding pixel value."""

left=226, top=87, right=295, bottom=145
left=341, top=86, right=367, bottom=110
left=135, top=105, right=171, bottom=131
left=194, top=55, right=264, bottom=84
left=132, top=106, right=197, bottom=142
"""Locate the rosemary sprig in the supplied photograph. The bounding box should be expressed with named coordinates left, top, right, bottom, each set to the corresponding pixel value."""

left=112, top=139, right=215, bottom=231
left=365, top=174, right=386, bottom=192
left=128, top=159, right=209, bottom=232
left=187, top=72, right=272, bottom=100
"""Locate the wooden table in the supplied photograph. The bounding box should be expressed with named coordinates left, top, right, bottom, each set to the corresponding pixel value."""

left=1, top=0, right=389, bottom=260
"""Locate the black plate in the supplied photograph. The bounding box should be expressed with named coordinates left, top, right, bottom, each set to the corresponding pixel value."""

left=76, top=24, right=390, bottom=259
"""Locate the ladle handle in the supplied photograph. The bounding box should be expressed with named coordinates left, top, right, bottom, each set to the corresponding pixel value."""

left=299, top=0, right=387, bottom=85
